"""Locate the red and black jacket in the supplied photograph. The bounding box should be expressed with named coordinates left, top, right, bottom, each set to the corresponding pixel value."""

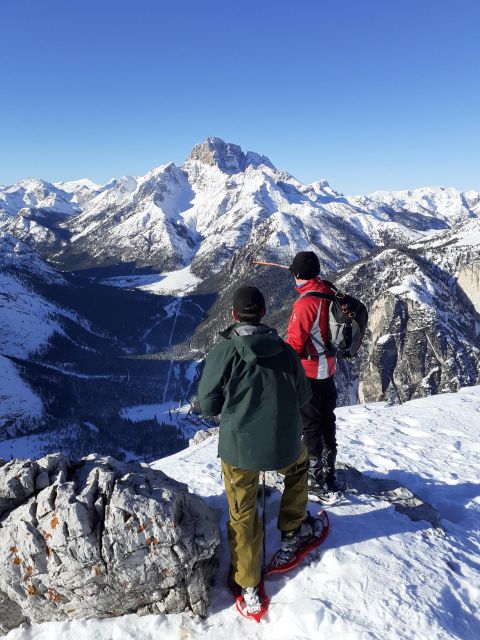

left=286, top=277, right=337, bottom=380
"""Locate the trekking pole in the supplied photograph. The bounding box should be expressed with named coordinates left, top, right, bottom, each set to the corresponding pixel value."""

left=261, top=472, right=267, bottom=570
left=253, top=260, right=290, bottom=270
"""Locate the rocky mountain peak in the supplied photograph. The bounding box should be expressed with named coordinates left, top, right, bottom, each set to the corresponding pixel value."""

left=186, top=136, right=274, bottom=173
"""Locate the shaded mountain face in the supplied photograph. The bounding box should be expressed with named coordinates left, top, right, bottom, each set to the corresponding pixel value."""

left=1, top=137, right=479, bottom=445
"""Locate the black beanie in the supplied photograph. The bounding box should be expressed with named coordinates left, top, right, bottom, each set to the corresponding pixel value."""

left=289, top=251, right=320, bottom=279
left=233, top=286, right=266, bottom=315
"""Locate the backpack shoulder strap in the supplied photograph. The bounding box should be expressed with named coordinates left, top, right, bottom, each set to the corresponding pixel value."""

left=322, top=279, right=338, bottom=292
left=299, top=291, right=335, bottom=301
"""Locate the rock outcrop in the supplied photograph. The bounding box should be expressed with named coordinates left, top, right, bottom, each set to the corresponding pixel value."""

left=0, top=453, right=220, bottom=635
left=189, top=427, right=219, bottom=447
left=186, top=137, right=274, bottom=173
left=333, top=242, right=480, bottom=405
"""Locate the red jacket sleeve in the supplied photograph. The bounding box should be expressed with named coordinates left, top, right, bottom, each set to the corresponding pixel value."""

left=286, top=297, right=320, bottom=355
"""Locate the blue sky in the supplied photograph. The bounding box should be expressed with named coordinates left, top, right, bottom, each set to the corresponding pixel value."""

left=1, top=0, right=479, bottom=194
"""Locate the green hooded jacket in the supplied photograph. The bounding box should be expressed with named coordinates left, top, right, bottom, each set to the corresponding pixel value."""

left=197, top=322, right=312, bottom=471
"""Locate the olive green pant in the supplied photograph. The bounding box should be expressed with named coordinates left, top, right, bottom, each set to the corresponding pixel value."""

left=221, top=442, right=309, bottom=588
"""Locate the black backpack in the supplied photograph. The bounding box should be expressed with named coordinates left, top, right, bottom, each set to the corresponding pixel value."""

left=300, top=281, right=368, bottom=359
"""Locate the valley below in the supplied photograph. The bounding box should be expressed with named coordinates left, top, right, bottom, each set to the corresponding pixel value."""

left=1, top=137, right=479, bottom=461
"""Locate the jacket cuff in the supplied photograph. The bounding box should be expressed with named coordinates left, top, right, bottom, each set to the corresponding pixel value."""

left=199, top=397, right=222, bottom=416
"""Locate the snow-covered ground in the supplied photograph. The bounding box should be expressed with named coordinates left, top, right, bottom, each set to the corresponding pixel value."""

left=101, top=266, right=201, bottom=296
left=119, top=400, right=196, bottom=437
left=119, top=401, right=191, bottom=423
left=5, top=386, right=480, bottom=639
left=0, top=425, right=48, bottom=461
left=117, top=403, right=199, bottom=443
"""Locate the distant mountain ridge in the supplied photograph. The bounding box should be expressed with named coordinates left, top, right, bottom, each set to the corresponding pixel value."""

left=1, top=137, right=478, bottom=277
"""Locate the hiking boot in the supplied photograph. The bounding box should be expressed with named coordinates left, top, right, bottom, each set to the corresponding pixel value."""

left=275, top=512, right=318, bottom=565
left=241, top=585, right=262, bottom=614
left=321, top=447, right=337, bottom=485
left=309, top=468, right=346, bottom=494
left=326, top=477, right=347, bottom=492
left=313, top=480, right=346, bottom=505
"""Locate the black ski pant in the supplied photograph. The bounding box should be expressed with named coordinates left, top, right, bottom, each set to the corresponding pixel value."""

left=301, top=376, right=337, bottom=487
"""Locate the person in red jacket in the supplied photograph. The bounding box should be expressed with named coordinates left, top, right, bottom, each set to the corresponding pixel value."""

left=286, top=251, right=341, bottom=500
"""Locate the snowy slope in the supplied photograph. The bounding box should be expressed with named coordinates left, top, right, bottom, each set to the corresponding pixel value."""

left=0, top=234, right=93, bottom=360
left=0, top=235, right=101, bottom=430
left=6, top=386, right=479, bottom=639
left=0, top=235, right=64, bottom=426
left=0, top=356, right=43, bottom=428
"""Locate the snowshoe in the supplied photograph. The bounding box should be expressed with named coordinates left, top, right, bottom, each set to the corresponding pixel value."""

left=264, top=510, right=329, bottom=576
left=228, top=569, right=269, bottom=623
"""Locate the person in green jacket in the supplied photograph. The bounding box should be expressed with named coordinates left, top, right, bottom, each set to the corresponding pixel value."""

left=197, top=285, right=320, bottom=616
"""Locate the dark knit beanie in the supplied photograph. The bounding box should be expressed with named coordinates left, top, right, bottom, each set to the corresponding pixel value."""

left=289, top=251, right=320, bottom=279
left=233, top=286, right=266, bottom=315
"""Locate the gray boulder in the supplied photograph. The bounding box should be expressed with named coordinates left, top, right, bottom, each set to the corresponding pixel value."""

left=0, top=453, right=220, bottom=635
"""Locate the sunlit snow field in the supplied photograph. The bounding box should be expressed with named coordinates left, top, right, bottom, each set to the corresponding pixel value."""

left=5, top=386, right=480, bottom=640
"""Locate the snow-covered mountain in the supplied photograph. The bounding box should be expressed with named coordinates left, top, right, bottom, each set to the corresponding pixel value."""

left=1, top=137, right=479, bottom=433
left=3, top=386, right=479, bottom=639
left=2, top=137, right=478, bottom=277
left=334, top=217, right=480, bottom=404
left=0, top=179, right=84, bottom=257
left=0, top=179, right=81, bottom=217
left=356, top=186, right=480, bottom=230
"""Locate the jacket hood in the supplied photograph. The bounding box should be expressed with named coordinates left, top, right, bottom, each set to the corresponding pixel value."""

left=220, top=323, right=283, bottom=365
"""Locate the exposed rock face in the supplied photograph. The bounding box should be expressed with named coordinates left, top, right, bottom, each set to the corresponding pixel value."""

left=0, top=453, right=220, bottom=634
left=457, top=261, right=480, bottom=337
left=189, top=427, right=219, bottom=447
left=332, top=238, right=480, bottom=405
left=187, top=137, right=274, bottom=173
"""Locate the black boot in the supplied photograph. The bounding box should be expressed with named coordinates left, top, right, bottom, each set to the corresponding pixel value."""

left=307, top=456, right=323, bottom=489
left=322, top=448, right=342, bottom=491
